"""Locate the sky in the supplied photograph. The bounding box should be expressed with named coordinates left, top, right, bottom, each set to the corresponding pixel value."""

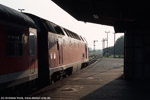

left=0, top=0, right=124, bottom=49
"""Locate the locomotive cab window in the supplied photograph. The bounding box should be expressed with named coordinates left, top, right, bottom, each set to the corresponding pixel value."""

left=29, top=33, right=35, bottom=56
left=6, top=28, right=23, bottom=56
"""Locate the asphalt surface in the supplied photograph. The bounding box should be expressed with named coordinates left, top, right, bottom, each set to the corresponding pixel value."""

left=30, top=58, right=150, bottom=100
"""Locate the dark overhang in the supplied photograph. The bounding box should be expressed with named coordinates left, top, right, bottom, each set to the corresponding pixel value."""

left=52, top=0, right=150, bottom=32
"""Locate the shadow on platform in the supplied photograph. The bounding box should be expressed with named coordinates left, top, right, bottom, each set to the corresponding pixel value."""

left=80, top=75, right=150, bottom=100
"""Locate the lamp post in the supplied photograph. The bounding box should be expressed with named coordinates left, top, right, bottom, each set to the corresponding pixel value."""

left=105, top=31, right=110, bottom=57
left=114, top=32, right=116, bottom=58
left=102, top=38, right=107, bottom=56
left=93, top=40, right=98, bottom=54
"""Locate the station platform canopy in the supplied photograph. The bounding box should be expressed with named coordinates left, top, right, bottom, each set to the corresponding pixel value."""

left=52, top=0, right=150, bottom=32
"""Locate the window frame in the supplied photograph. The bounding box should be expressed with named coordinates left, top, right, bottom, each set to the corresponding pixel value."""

left=29, top=32, right=35, bottom=56
left=6, top=27, right=23, bottom=57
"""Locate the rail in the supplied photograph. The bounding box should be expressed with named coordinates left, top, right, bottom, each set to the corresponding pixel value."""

left=88, top=54, right=102, bottom=65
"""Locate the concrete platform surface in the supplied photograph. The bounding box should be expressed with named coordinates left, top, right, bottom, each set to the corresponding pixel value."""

left=30, top=58, right=150, bottom=100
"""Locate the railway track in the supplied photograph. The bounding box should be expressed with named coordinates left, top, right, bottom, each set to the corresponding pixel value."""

left=88, top=54, right=102, bottom=65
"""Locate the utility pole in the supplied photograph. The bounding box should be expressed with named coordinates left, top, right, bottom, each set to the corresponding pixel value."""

left=105, top=31, right=110, bottom=57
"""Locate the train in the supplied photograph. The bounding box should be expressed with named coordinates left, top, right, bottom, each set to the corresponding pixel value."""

left=0, top=4, right=88, bottom=93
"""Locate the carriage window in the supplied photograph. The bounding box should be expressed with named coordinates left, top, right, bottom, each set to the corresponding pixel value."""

left=29, top=33, right=35, bottom=56
left=6, top=29, right=23, bottom=56
left=54, top=26, right=64, bottom=35
left=45, top=21, right=56, bottom=33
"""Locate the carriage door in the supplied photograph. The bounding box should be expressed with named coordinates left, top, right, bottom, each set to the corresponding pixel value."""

left=29, top=30, right=37, bottom=80
left=58, top=38, right=63, bottom=65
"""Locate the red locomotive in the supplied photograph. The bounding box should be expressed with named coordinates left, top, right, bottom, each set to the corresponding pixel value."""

left=0, top=4, right=88, bottom=93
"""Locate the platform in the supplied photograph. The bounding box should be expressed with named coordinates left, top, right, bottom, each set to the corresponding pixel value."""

left=30, top=58, right=150, bottom=100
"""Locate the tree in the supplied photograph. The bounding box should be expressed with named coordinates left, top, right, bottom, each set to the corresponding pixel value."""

left=114, top=36, right=124, bottom=55
left=103, top=36, right=124, bottom=57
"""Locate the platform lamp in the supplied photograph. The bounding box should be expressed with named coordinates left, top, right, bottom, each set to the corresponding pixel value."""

left=114, top=32, right=116, bottom=58
left=105, top=31, right=110, bottom=57
left=93, top=40, right=98, bottom=54
left=102, top=38, right=107, bottom=57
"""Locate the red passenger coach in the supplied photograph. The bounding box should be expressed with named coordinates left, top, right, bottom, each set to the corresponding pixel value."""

left=0, top=4, right=89, bottom=93
left=0, top=4, right=38, bottom=90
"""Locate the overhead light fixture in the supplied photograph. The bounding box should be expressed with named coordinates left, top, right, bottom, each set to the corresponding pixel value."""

left=93, top=14, right=99, bottom=19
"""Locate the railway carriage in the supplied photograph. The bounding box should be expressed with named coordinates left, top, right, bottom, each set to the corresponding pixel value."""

left=0, top=4, right=38, bottom=89
left=0, top=4, right=88, bottom=92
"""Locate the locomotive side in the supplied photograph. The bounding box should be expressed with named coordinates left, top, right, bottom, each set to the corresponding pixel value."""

left=27, top=14, right=89, bottom=83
